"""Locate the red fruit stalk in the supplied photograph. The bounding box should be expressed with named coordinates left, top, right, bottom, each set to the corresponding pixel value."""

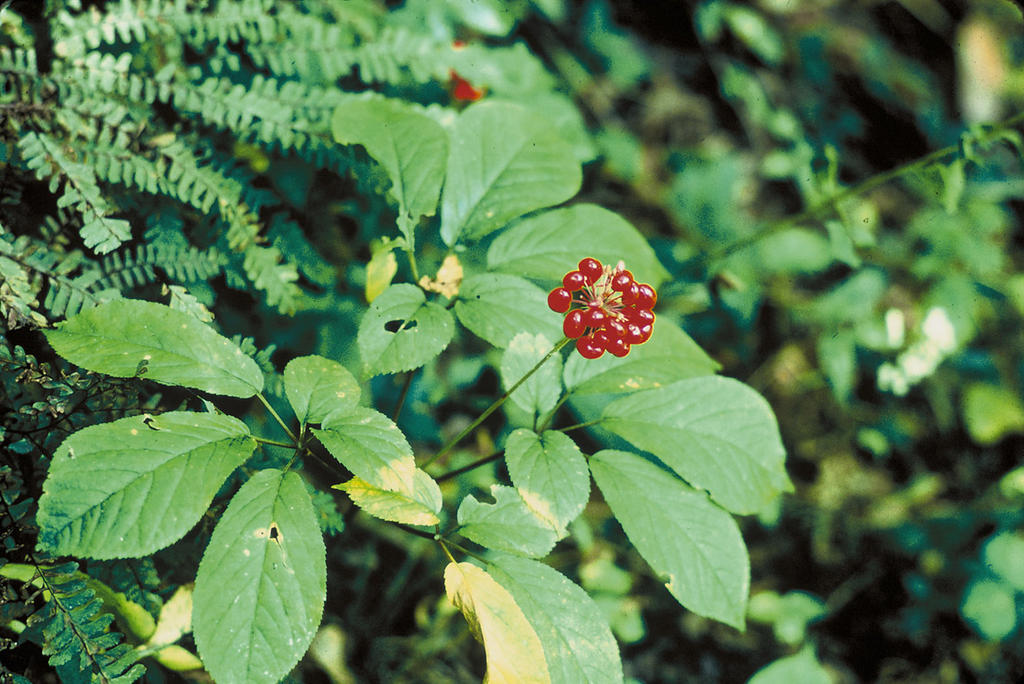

left=548, top=257, right=657, bottom=359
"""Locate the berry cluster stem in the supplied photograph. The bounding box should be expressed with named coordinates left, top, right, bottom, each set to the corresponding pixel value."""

left=422, top=335, right=572, bottom=468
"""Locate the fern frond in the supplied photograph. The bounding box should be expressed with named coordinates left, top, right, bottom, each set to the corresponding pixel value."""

left=27, top=562, right=146, bottom=684
left=17, top=132, right=132, bottom=254
left=99, top=243, right=223, bottom=290
left=240, top=243, right=300, bottom=314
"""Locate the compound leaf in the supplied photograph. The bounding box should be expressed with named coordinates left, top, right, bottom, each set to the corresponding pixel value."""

left=333, top=469, right=442, bottom=527
left=487, top=553, right=622, bottom=684
left=193, top=469, right=326, bottom=684
left=590, top=450, right=749, bottom=629
left=504, top=429, right=589, bottom=533
left=444, top=561, right=551, bottom=684
left=36, top=412, right=254, bottom=559
left=283, top=355, right=361, bottom=425
left=357, top=283, right=454, bottom=376
left=487, top=204, right=668, bottom=285
left=457, top=485, right=558, bottom=558
left=455, top=274, right=562, bottom=348
left=602, top=377, right=791, bottom=514
left=563, top=319, right=719, bottom=395
left=441, top=101, right=581, bottom=245
left=45, top=299, right=263, bottom=398
left=313, top=407, right=416, bottom=494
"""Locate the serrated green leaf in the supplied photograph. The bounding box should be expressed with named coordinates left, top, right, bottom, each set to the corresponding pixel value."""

left=457, top=485, right=558, bottom=557
left=454, top=274, right=563, bottom=348
left=45, top=299, right=263, bottom=397
left=563, top=319, right=719, bottom=395
left=36, top=412, right=254, bottom=559
left=500, top=333, right=562, bottom=416
left=487, top=553, right=623, bottom=684
left=444, top=561, right=550, bottom=684
left=504, top=429, right=588, bottom=532
left=590, top=450, right=749, bottom=629
left=487, top=204, right=668, bottom=285
left=602, top=377, right=791, bottom=514
left=334, top=469, right=442, bottom=526
left=313, top=407, right=416, bottom=493
left=440, top=101, right=581, bottom=245
left=283, top=355, right=360, bottom=425
left=193, top=469, right=326, bottom=684
left=332, top=97, right=447, bottom=244
left=357, top=283, right=454, bottom=376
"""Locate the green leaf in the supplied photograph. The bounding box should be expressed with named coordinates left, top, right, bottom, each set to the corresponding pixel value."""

left=331, top=97, right=447, bottom=244
left=313, top=407, right=416, bottom=493
left=444, top=561, right=551, bottom=684
left=440, top=101, right=581, bottom=245
left=983, top=533, right=1024, bottom=591
left=504, top=429, right=589, bottom=532
left=333, top=469, right=442, bottom=527
left=602, top=377, right=791, bottom=515
left=747, top=647, right=832, bottom=684
left=193, top=469, right=326, bottom=684
left=36, top=412, right=254, bottom=559
left=357, top=283, right=454, bottom=376
left=454, top=274, right=563, bottom=348
left=590, top=450, right=749, bottom=629
left=283, top=355, right=361, bottom=426
left=487, top=553, right=622, bottom=684
left=487, top=204, right=668, bottom=285
left=563, top=319, right=719, bottom=395
left=457, top=485, right=558, bottom=557
left=45, top=299, right=263, bottom=398
left=816, top=330, right=855, bottom=404
left=961, top=579, right=1017, bottom=641
left=962, top=382, right=1024, bottom=446
left=500, top=333, right=562, bottom=416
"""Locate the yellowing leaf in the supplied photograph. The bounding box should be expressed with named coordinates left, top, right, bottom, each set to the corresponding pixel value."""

left=419, top=254, right=464, bottom=298
left=366, top=248, right=398, bottom=303
left=444, top=562, right=550, bottom=684
left=334, top=470, right=442, bottom=526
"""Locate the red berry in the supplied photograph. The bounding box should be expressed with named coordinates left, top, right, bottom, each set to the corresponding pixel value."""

left=604, top=318, right=627, bottom=339
left=611, top=272, right=633, bottom=292
left=576, top=335, right=604, bottom=359
left=631, top=308, right=655, bottom=326
left=578, top=257, right=603, bottom=284
left=593, top=329, right=614, bottom=350
left=450, top=71, right=484, bottom=101
left=562, top=271, right=586, bottom=290
left=621, top=281, right=640, bottom=306
left=547, top=287, right=572, bottom=313
left=606, top=336, right=630, bottom=357
left=625, top=323, right=653, bottom=344
left=634, top=283, right=657, bottom=309
left=583, top=308, right=607, bottom=329
left=563, top=309, right=586, bottom=338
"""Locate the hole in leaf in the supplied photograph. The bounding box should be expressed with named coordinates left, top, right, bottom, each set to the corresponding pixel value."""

left=384, top=319, right=417, bottom=333
left=269, top=523, right=280, bottom=541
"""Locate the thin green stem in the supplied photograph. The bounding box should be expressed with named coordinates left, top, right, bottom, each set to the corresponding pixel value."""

left=556, top=417, right=606, bottom=433
left=442, top=537, right=489, bottom=565
left=406, top=248, right=419, bottom=282
left=437, top=538, right=457, bottom=564
left=392, top=371, right=415, bottom=423
left=434, top=450, right=504, bottom=483
left=537, top=392, right=572, bottom=433
left=706, top=109, right=1024, bottom=266
left=252, top=435, right=295, bottom=448
left=256, top=392, right=297, bottom=444
left=421, top=336, right=572, bottom=468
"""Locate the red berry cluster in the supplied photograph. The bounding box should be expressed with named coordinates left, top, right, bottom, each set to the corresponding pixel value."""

left=547, top=257, right=656, bottom=359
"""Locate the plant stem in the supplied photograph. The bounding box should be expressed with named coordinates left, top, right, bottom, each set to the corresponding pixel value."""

left=421, top=336, right=572, bottom=468
left=252, top=435, right=296, bottom=448
left=536, top=392, right=572, bottom=433
left=434, top=450, right=504, bottom=483
left=256, top=392, right=297, bottom=444
left=406, top=248, right=419, bottom=282
left=707, top=109, right=1024, bottom=265
left=392, top=371, right=415, bottom=422
left=557, top=417, right=606, bottom=433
